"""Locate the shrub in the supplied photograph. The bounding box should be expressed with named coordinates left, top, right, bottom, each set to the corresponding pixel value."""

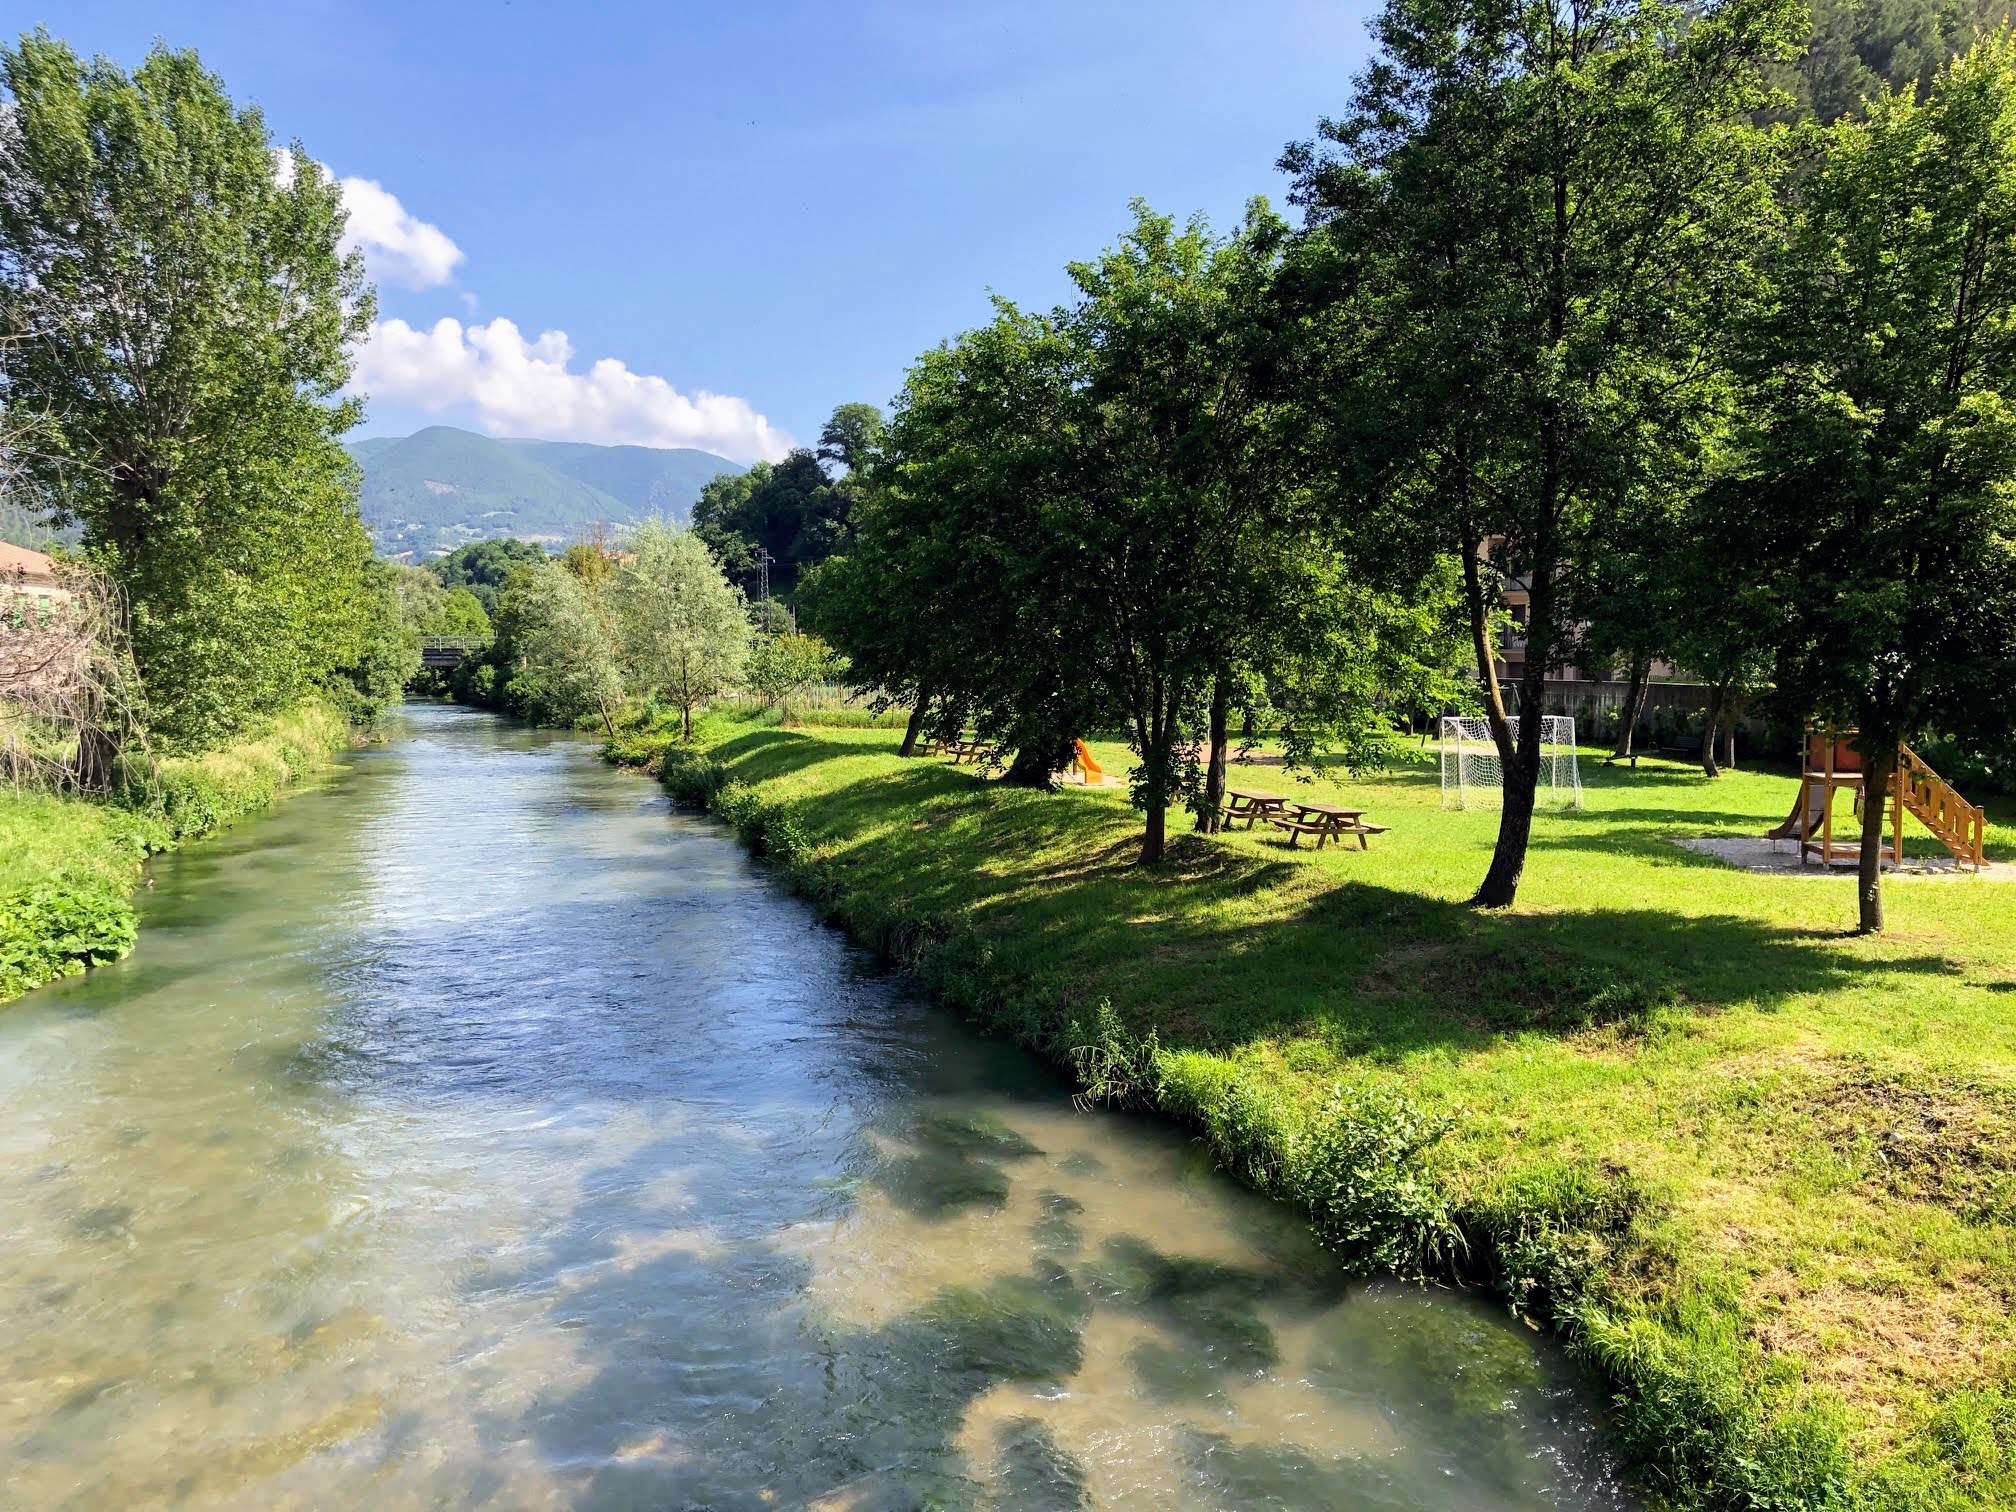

left=0, top=873, right=138, bottom=998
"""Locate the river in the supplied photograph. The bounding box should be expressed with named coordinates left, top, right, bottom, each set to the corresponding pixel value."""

left=0, top=704, right=1633, bottom=1509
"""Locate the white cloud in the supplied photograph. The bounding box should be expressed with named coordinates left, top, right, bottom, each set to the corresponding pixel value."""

left=335, top=176, right=464, bottom=291
left=273, top=151, right=464, bottom=291
left=354, top=316, right=791, bottom=462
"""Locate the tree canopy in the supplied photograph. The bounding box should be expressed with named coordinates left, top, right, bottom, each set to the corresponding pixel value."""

left=0, top=31, right=386, bottom=750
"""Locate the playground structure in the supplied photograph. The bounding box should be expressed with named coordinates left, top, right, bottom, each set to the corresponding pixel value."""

left=1770, top=729, right=1987, bottom=871
left=1439, top=715, right=1583, bottom=810
left=1067, top=739, right=1118, bottom=787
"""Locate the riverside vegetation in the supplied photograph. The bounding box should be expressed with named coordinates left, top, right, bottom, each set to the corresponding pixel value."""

left=0, top=707, right=352, bottom=1002
left=604, top=711, right=2016, bottom=1512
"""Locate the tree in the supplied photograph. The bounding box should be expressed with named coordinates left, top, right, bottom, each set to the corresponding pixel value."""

left=613, top=517, right=748, bottom=739
left=387, top=563, right=448, bottom=637
left=812, top=308, right=1113, bottom=788
left=432, top=537, right=549, bottom=616
left=323, top=559, right=420, bottom=729
left=746, top=631, right=839, bottom=717
left=1283, top=0, right=1800, bottom=906
left=0, top=33, right=379, bottom=750
left=495, top=559, right=625, bottom=735
left=1714, top=33, right=2016, bottom=932
left=693, top=402, right=882, bottom=597
left=428, top=588, right=491, bottom=639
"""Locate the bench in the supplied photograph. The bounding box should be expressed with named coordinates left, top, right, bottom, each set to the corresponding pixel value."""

left=1267, top=801, right=1388, bottom=850
left=1222, top=789, right=1287, bottom=829
left=944, top=739, right=996, bottom=766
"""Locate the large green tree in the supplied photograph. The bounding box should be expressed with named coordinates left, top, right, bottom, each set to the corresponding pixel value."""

left=614, top=517, right=748, bottom=739
left=431, top=537, right=550, bottom=616
left=1712, top=32, right=2016, bottom=932
left=1284, top=0, right=1801, bottom=906
left=693, top=402, right=884, bottom=600
left=0, top=32, right=378, bottom=749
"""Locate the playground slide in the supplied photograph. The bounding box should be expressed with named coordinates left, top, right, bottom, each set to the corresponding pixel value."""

left=1768, top=784, right=1830, bottom=841
left=1072, top=739, right=1106, bottom=786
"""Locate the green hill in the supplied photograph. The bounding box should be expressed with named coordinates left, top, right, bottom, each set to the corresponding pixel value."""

left=346, top=426, right=744, bottom=558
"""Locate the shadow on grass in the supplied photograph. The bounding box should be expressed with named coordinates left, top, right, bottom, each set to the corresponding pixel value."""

left=700, top=729, right=1970, bottom=1061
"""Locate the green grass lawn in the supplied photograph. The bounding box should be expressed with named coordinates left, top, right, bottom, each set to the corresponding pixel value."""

left=664, top=714, right=2016, bottom=1509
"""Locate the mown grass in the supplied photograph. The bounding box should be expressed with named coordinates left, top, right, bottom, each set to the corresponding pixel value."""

left=635, top=713, right=2016, bottom=1511
left=0, top=704, right=352, bottom=1005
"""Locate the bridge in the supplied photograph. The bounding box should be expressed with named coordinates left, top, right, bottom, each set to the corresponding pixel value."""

left=419, top=636, right=487, bottom=669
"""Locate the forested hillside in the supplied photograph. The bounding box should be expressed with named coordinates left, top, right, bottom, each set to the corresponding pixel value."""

left=348, top=426, right=743, bottom=557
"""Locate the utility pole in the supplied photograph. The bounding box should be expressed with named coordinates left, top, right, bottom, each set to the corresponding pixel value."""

left=753, top=547, right=774, bottom=632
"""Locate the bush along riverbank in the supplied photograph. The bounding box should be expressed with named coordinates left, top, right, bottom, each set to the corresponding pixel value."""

left=0, top=705, right=354, bottom=1005
left=606, top=716, right=2016, bottom=1512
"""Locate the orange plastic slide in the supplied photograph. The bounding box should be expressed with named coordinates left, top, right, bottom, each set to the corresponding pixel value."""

left=1073, top=739, right=1105, bottom=785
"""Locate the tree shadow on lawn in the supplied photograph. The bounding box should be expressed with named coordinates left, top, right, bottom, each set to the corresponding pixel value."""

left=1057, top=872, right=1966, bottom=1059
left=695, top=729, right=1966, bottom=1059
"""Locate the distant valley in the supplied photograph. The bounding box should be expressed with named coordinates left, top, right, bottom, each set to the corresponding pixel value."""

left=347, top=426, right=745, bottom=558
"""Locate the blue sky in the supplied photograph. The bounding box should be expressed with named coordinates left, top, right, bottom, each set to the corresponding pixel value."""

left=42, top=1, right=1379, bottom=461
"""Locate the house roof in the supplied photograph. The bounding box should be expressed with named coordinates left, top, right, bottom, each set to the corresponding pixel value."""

left=0, top=541, right=57, bottom=577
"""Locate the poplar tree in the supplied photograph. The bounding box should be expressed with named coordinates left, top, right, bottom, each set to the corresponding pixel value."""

left=0, top=33, right=376, bottom=749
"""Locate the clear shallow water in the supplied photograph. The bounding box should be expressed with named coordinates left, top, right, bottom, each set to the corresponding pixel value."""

left=0, top=704, right=1634, bottom=1510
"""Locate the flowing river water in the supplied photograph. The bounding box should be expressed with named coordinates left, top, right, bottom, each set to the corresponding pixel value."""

left=0, top=704, right=1635, bottom=1510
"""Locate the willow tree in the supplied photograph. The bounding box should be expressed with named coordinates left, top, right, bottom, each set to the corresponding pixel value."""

left=615, top=517, right=748, bottom=740
left=0, top=33, right=377, bottom=749
left=1283, top=0, right=1801, bottom=906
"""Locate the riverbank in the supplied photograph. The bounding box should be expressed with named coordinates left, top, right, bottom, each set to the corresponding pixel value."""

left=617, top=716, right=2016, bottom=1512
left=0, top=705, right=353, bottom=1005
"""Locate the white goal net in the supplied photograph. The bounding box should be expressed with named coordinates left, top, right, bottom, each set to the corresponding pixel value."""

left=1440, top=716, right=1584, bottom=810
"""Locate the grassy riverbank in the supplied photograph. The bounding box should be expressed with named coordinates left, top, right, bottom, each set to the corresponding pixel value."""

left=0, top=705, right=353, bottom=1005
left=618, top=714, right=2016, bottom=1511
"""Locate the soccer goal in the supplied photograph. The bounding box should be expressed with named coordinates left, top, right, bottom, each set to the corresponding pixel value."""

left=1439, top=716, right=1584, bottom=810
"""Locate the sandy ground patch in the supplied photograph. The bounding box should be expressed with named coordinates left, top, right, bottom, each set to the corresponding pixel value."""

left=1674, top=835, right=2015, bottom=880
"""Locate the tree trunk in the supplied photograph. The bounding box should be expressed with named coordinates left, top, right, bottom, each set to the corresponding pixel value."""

left=1142, top=797, right=1167, bottom=865
left=73, top=725, right=120, bottom=796
left=1857, top=739, right=1897, bottom=935
left=682, top=701, right=693, bottom=741
left=1195, top=676, right=1229, bottom=833
left=1721, top=719, right=1737, bottom=771
left=1701, top=681, right=1728, bottom=778
left=1472, top=554, right=1551, bottom=910
left=898, top=688, right=930, bottom=757
left=1613, top=655, right=1650, bottom=758
left=1000, top=744, right=1062, bottom=789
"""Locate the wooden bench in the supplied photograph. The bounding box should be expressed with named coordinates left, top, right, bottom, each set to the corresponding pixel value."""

left=944, top=739, right=996, bottom=766
left=1223, top=788, right=1287, bottom=829
left=1268, top=801, right=1388, bottom=850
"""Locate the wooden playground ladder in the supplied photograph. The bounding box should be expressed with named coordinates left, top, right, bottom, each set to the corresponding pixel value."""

left=1896, top=743, right=1988, bottom=869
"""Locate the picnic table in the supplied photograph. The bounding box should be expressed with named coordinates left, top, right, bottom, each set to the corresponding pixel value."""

left=1223, top=788, right=1287, bottom=829
left=943, top=738, right=996, bottom=765
left=1268, top=799, right=1390, bottom=850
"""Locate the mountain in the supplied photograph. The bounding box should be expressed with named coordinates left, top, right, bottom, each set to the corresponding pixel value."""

left=346, top=426, right=744, bottom=558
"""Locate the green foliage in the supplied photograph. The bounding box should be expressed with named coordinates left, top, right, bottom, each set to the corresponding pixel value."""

left=1707, top=34, right=2016, bottom=927
left=492, top=558, right=624, bottom=733
left=1281, top=0, right=1800, bottom=904
left=321, top=558, right=420, bottom=728
left=427, top=587, right=491, bottom=638
left=692, top=402, right=879, bottom=595
left=431, top=537, right=550, bottom=616
left=744, top=631, right=839, bottom=713
left=613, top=516, right=748, bottom=737
left=0, top=873, right=137, bottom=999
left=0, top=32, right=378, bottom=752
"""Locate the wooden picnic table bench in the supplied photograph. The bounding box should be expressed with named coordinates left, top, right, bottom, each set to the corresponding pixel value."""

left=943, top=738, right=996, bottom=765
left=1223, top=788, right=1287, bottom=829
left=1268, top=799, right=1390, bottom=851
